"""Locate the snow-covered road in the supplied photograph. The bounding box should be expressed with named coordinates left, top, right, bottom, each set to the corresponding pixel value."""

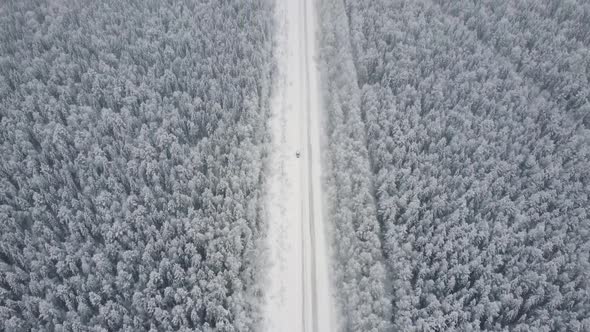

left=263, top=0, right=335, bottom=331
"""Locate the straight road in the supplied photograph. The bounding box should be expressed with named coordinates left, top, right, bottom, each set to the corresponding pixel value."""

left=264, top=0, right=335, bottom=331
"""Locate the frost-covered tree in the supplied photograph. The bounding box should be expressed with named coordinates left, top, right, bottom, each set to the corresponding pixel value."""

left=318, top=0, right=391, bottom=330
left=323, top=0, right=590, bottom=330
left=0, top=0, right=274, bottom=330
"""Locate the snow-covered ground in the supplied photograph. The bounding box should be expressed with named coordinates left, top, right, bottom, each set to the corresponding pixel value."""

left=263, top=0, right=335, bottom=331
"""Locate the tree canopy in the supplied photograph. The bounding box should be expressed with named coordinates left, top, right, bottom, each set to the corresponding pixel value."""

left=0, top=0, right=274, bottom=330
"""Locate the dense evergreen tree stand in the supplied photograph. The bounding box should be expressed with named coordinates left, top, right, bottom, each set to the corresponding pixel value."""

left=0, top=0, right=274, bottom=330
left=321, top=0, right=590, bottom=330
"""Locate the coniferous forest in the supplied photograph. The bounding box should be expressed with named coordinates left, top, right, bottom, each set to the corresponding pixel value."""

left=321, top=0, right=590, bottom=330
left=0, top=0, right=273, bottom=330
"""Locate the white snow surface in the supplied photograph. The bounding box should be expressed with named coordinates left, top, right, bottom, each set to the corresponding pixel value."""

left=263, top=0, right=335, bottom=331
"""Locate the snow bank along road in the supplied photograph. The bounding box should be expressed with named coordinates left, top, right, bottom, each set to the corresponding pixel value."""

left=263, top=0, right=335, bottom=331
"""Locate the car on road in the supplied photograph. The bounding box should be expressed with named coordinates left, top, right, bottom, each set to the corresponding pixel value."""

left=296, top=151, right=300, bottom=158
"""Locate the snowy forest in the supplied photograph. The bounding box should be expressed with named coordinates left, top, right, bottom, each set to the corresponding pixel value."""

left=318, top=0, right=390, bottom=330
left=0, top=0, right=274, bottom=330
left=1, top=0, right=590, bottom=331
left=321, top=0, right=590, bottom=330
